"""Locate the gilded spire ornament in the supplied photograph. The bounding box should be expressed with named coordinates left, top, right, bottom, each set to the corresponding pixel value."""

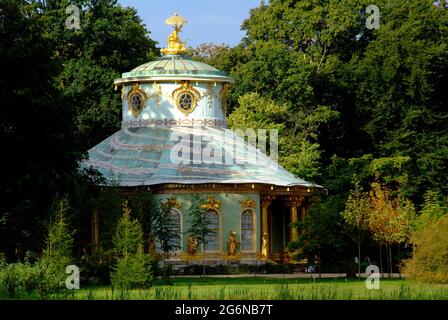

left=161, top=13, right=187, bottom=55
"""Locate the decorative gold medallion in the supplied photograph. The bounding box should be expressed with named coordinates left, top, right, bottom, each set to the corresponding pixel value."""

left=160, top=197, right=182, bottom=209
left=200, top=195, right=221, bottom=211
left=127, top=83, right=147, bottom=117
left=239, top=198, right=257, bottom=209
left=172, top=81, right=200, bottom=115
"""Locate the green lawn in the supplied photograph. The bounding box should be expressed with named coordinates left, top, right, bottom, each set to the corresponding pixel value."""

left=73, top=277, right=448, bottom=300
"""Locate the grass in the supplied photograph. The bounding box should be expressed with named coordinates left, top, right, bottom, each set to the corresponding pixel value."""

left=70, top=277, right=448, bottom=300
left=2, top=277, right=447, bottom=300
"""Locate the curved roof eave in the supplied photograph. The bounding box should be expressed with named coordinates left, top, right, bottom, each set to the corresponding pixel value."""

left=114, top=75, right=235, bottom=85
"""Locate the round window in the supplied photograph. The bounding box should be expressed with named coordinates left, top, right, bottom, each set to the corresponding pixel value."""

left=129, top=93, right=143, bottom=116
left=178, top=92, right=194, bottom=112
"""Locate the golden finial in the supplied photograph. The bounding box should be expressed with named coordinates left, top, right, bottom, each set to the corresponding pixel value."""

left=161, top=13, right=187, bottom=55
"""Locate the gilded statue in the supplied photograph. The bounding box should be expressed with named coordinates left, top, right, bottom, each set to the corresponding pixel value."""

left=161, top=13, right=188, bottom=55
left=188, top=234, right=198, bottom=256
left=226, top=231, right=240, bottom=258
left=261, top=232, right=269, bottom=259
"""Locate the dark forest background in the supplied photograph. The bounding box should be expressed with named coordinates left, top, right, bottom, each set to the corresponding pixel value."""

left=1, top=0, right=447, bottom=275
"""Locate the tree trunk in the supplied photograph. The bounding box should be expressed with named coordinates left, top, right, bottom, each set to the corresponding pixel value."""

left=385, top=243, right=389, bottom=278
left=389, top=244, right=393, bottom=279
left=379, top=244, right=384, bottom=278
left=357, top=235, right=361, bottom=278
left=385, top=243, right=391, bottom=278
left=398, top=245, right=402, bottom=279
left=202, top=243, right=206, bottom=279
left=346, top=243, right=356, bottom=277
left=318, top=251, right=321, bottom=279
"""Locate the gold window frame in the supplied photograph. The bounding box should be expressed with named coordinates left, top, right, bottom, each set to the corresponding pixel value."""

left=127, top=83, right=148, bottom=117
left=172, top=81, right=201, bottom=115
left=240, top=208, right=256, bottom=253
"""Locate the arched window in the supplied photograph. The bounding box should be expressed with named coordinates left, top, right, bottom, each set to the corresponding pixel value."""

left=155, top=208, right=182, bottom=253
left=241, top=209, right=255, bottom=251
left=204, top=210, right=219, bottom=252
left=169, top=208, right=182, bottom=250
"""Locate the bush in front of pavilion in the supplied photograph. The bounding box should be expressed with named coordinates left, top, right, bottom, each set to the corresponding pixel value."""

left=0, top=197, right=75, bottom=299
left=110, top=201, right=153, bottom=289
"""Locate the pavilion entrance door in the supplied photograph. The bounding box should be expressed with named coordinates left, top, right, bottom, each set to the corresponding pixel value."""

left=268, top=198, right=290, bottom=261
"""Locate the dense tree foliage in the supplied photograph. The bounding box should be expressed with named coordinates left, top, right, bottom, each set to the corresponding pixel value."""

left=44, top=0, right=158, bottom=145
left=0, top=0, right=85, bottom=260
left=192, top=0, right=447, bottom=274
left=0, top=0, right=157, bottom=260
left=196, top=0, right=447, bottom=202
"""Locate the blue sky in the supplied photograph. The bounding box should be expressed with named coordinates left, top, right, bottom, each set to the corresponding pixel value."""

left=118, top=0, right=262, bottom=48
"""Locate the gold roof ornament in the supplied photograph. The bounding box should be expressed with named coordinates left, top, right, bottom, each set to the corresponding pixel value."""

left=161, top=13, right=188, bottom=55
left=201, top=195, right=221, bottom=211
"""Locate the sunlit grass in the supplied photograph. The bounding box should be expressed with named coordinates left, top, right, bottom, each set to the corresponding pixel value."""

left=71, top=277, right=448, bottom=300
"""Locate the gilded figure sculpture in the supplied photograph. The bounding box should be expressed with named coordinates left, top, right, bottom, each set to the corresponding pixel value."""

left=188, top=234, right=198, bottom=256
left=161, top=13, right=188, bottom=55
left=226, top=231, right=240, bottom=258
left=282, top=247, right=291, bottom=263
left=261, top=232, right=269, bottom=259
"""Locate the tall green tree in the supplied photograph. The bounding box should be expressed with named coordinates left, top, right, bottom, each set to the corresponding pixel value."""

left=413, top=190, right=447, bottom=232
left=293, top=195, right=350, bottom=276
left=186, top=195, right=213, bottom=279
left=367, top=182, right=416, bottom=276
left=0, top=0, right=158, bottom=260
left=127, top=188, right=158, bottom=252
left=225, top=0, right=448, bottom=202
left=0, top=0, right=86, bottom=260
left=42, top=0, right=159, bottom=146
left=345, top=0, right=448, bottom=199
left=110, top=201, right=151, bottom=289
left=153, top=198, right=182, bottom=281
left=38, top=196, right=75, bottom=296
left=228, top=93, right=338, bottom=181
left=341, top=182, right=370, bottom=277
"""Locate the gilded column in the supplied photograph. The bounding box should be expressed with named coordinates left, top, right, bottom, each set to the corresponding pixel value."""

left=260, top=194, right=274, bottom=259
left=285, top=196, right=303, bottom=242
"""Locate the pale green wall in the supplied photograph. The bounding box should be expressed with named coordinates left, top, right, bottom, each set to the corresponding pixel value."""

left=154, top=193, right=260, bottom=253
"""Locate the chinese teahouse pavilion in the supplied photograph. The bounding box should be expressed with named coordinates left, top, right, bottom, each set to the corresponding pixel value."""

left=83, top=14, right=321, bottom=264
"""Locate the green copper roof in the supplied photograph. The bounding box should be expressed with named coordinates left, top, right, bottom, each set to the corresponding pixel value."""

left=118, top=55, right=233, bottom=82
left=82, top=126, right=320, bottom=188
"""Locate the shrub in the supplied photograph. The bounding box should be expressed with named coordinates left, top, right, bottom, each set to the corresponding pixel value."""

left=0, top=198, right=75, bottom=299
left=38, top=197, right=75, bottom=297
left=403, top=214, right=448, bottom=283
left=79, top=250, right=114, bottom=285
left=111, top=254, right=152, bottom=289
left=110, top=201, right=152, bottom=289
left=178, top=263, right=294, bottom=275
left=0, top=253, right=6, bottom=271
left=0, top=261, right=37, bottom=298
